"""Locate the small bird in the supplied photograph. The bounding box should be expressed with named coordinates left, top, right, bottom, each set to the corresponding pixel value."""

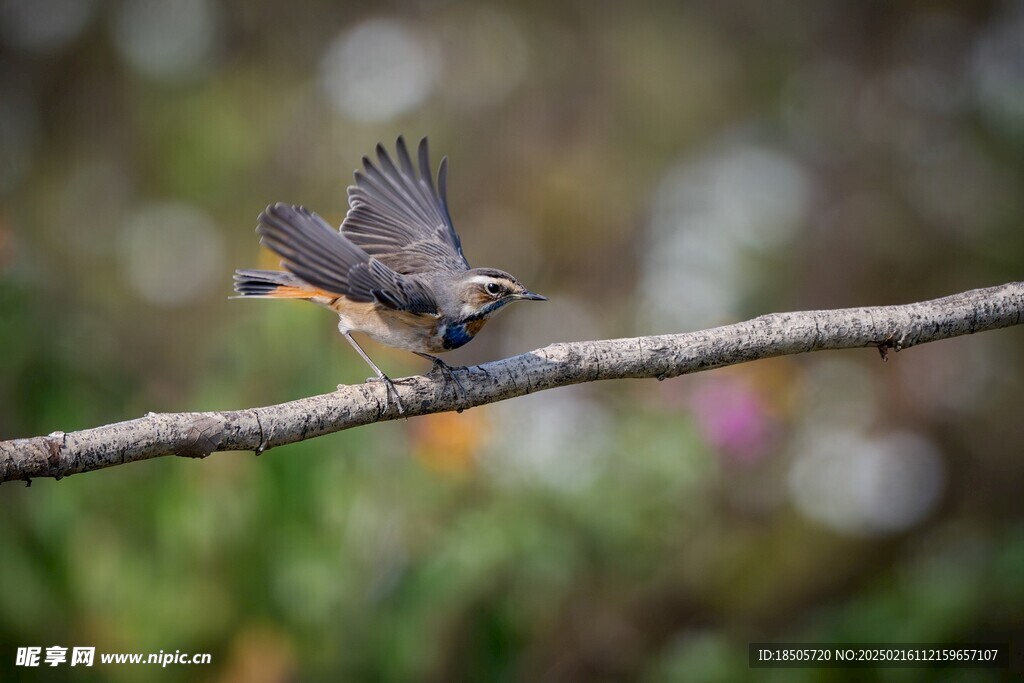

left=234, top=136, right=546, bottom=413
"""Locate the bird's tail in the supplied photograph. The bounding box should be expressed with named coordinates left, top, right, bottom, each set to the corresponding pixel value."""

left=232, top=269, right=326, bottom=299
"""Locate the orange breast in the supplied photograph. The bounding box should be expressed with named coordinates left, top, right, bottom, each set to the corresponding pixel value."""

left=464, top=318, right=488, bottom=337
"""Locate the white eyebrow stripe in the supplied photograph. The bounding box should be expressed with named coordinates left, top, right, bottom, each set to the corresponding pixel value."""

left=468, top=275, right=503, bottom=285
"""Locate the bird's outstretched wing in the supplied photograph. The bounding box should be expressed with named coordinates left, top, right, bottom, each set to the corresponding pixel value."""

left=257, top=203, right=439, bottom=315
left=342, top=136, right=470, bottom=276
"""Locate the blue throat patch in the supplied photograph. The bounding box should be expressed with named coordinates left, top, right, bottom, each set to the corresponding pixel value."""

left=442, top=323, right=474, bottom=350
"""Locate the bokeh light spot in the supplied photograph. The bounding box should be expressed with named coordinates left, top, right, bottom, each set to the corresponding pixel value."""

left=789, top=429, right=945, bottom=536
left=320, top=18, right=439, bottom=123
left=642, top=140, right=811, bottom=330
left=118, top=202, right=224, bottom=306
left=111, top=0, right=222, bottom=81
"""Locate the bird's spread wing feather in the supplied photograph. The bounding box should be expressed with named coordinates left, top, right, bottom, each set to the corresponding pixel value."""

left=257, top=203, right=438, bottom=315
left=342, top=136, right=469, bottom=275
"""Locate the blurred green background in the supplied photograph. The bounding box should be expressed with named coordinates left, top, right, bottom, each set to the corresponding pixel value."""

left=2, top=0, right=1023, bottom=680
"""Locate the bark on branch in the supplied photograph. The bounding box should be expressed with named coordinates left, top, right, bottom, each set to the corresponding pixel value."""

left=2, top=282, right=1022, bottom=484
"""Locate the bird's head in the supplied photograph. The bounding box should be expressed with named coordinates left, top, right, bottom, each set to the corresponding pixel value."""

left=455, top=268, right=546, bottom=322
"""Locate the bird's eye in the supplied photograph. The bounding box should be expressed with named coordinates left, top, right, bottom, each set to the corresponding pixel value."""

left=486, top=282, right=502, bottom=296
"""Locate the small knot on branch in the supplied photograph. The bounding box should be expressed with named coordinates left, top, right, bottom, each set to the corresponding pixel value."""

left=874, top=332, right=903, bottom=361
left=175, top=415, right=225, bottom=459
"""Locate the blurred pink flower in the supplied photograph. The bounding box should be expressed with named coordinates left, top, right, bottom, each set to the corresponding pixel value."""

left=691, top=378, right=775, bottom=464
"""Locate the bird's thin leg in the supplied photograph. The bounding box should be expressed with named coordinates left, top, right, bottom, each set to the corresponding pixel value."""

left=414, top=352, right=467, bottom=403
left=342, top=332, right=405, bottom=414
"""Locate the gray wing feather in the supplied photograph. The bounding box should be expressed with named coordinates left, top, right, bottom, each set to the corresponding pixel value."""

left=342, top=137, right=469, bottom=275
left=256, top=203, right=438, bottom=315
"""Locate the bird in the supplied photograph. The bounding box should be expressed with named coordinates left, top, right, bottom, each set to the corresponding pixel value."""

left=233, top=136, right=546, bottom=414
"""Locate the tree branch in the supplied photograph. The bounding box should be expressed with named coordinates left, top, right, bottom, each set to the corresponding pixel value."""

left=2, top=282, right=1022, bottom=484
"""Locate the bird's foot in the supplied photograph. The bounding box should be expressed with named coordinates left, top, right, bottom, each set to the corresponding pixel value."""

left=361, top=374, right=406, bottom=415
left=416, top=353, right=468, bottom=406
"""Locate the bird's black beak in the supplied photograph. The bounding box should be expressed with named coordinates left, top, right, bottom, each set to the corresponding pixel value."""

left=517, top=291, right=547, bottom=301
